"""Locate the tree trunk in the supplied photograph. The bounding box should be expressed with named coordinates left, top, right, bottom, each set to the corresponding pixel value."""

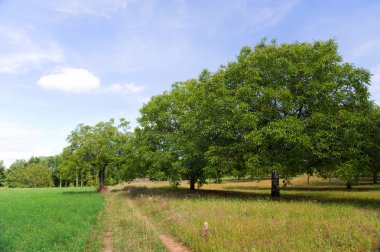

left=190, top=174, right=196, bottom=190
left=346, top=181, right=352, bottom=190
left=98, top=168, right=105, bottom=191
left=76, top=173, right=79, bottom=187
left=59, top=175, right=62, bottom=188
left=271, top=171, right=280, bottom=197
left=307, top=174, right=310, bottom=185
left=373, top=171, right=378, bottom=184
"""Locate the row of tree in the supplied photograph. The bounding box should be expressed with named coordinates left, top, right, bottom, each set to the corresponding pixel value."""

left=1, top=39, right=379, bottom=193
left=1, top=157, right=58, bottom=188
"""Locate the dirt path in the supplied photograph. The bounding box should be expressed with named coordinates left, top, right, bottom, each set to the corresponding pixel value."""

left=102, top=191, right=113, bottom=252
left=126, top=197, right=191, bottom=252
left=158, top=234, right=190, bottom=252
left=100, top=188, right=189, bottom=252
left=102, top=230, right=113, bottom=252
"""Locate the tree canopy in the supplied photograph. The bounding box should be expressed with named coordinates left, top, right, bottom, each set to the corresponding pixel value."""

left=137, top=39, right=373, bottom=190
left=6, top=160, right=53, bottom=188
left=60, top=118, right=131, bottom=191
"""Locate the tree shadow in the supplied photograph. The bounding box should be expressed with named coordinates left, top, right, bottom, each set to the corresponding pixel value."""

left=61, top=191, right=97, bottom=195
left=113, top=185, right=380, bottom=211
left=224, top=185, right=380, bottom=192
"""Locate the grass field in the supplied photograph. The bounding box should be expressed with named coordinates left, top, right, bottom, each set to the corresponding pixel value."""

left=117, top=176, right=380, bottom=252
left=0, top=187, right=104, bottom=252
left=1, top=176, right=380, bottom=251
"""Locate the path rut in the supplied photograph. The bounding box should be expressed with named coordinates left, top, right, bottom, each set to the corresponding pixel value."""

left=126, top=197, right=191, bottom=252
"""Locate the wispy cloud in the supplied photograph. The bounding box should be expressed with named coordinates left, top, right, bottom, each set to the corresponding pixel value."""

left=197, top=0, right=300, bottom=34
left=0, top=122, right=60, bottom=167
left=37, top=67, right=101, bottom=93
left=243, top=0, right=299, bottom=28
left=351, top=39, right=380, bottom=58
left=0, top=52, right=62, bottom=74
left=0, top=25, right=63, bottom=74
left=44, top=0, right=129, bottom=17
left=107, top=83, right=146, bottom=94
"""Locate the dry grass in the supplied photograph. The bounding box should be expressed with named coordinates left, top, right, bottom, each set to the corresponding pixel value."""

left=119, top=175, right=380, bottom=252
left=92, top=190, right=167, bottom=252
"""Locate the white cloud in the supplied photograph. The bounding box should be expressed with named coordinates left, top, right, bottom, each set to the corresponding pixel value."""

left=37, top=67, right=101, bottom=93
left=370, top=65, right=380, bottom=105
left=108, top=83, right=145, bottom=94
left=0, top=25, right=63, bottom=73
left=45, top=0, right=129, bottom=17
left=37, top=67, right=146, bottom=96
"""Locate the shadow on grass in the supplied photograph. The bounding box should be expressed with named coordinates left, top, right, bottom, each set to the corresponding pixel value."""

left=62, top=191, right=97, bottom=195
left=224, top=185, right=380, bottom=192
left=112, top=185, right=380, bottom=211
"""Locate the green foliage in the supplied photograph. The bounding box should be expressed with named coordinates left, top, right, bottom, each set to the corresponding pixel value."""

left=6, top=161, right=53, bottom=188
left=6, top=159, right=27, bottom=188
left=137, top=39, right=373, bottom=189
left=23, top=163, right=54, bottom=187
left=360, top=105, right=380, bottom=182
left=139, top=79, right=211, bottom=189
left=61, top=118, right=131, bottom=190
left=27, top=155, right=63, bottom=187
left=0, top=161, right=6, bottom=186
left=219, top=39, right=371, bottom=182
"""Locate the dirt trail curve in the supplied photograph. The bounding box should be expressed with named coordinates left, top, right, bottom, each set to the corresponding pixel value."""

left=159, top=234, right=190, bottom=252
left=126, top=197, right=191, bottom=252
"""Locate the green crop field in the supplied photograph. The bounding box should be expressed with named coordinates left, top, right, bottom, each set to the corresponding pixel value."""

left=0, top=187, right=104, bottom=252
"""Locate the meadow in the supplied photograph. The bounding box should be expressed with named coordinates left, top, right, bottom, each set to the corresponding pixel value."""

left=118, top=176, right=380, bottom=252
left=1, top=176, right=380, bottom=252
left=0, top=187, right=104, bottom=252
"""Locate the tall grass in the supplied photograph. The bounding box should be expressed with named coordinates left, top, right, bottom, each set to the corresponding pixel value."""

left=123, top=177, right=380, bottom=252
left=0, top=187, right=104, bottom=252
left=91, top=189, right=166, bottom=252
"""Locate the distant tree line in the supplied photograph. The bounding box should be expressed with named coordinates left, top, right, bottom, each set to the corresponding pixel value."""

left=1, top=157, right=57, bottom=188
left=1, top=39, right=379, bottom=193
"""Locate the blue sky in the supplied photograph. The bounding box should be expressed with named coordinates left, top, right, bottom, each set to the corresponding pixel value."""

left=0, top=0, right=379, bottom=167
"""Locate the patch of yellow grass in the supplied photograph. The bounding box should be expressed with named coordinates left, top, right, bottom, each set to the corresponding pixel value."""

left=121, top=175, right=380, bottom=251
